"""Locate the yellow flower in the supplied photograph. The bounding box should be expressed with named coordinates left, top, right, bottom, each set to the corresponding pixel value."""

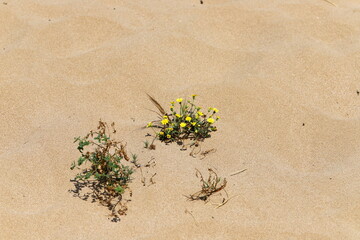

left=180, top=122, right=186, bottom=128
left=176, top=98, right=183, bottom=103
left=197, top=111, right=203, bottom=116
left=159, top=132, right=164, bottom=135
left=216, top=116, right=220, bottom=120
left=213, top=108, right=219, bottom=113
left=175, top=114, right=181, bottom=118
left=170, top=101, right=175, bottom=105
left=191, top=122, right=196, bottom=126
left=163, top=115, right=168, bottom=119
left=146, top=122, right=152, bottom=128
left=168, top=128, right=173, bottom=131
left=208, top=107, right=213, bottom=111
left=207, top=118, right=215, bottom=124
left=185, top=116, right=192, bottom=122
left=161, top=119, right=169, bottom=125
left=166, top=134, right=171, bottom=139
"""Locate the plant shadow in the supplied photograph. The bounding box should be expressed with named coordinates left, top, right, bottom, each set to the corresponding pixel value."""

left=69, top=178, right=127, bottom=222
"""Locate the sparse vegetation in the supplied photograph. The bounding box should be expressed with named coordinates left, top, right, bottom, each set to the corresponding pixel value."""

left=70, top=120, right=134, bottom=221
left=69, top=95, right=225, bottom=220
left=187, top=169, right=227, bottom=201
left=130, top=153, right=140, bottom=168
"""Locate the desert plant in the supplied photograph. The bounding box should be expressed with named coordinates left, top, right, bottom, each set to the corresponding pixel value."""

left=146, top=94, right=220, bottom=143
left=70, top=120, right=133, bottom=219
left=187, top=169, right=227, bottom=201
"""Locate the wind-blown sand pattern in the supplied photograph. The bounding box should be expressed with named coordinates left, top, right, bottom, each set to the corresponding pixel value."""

left=1, top=0, right=360, bottom=239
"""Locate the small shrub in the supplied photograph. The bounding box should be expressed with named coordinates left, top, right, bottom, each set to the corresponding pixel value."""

left=146, top=94, right=220, bottom=143
left=70, top=120, right=133, bottom=220
left=187, top=169, right=227, bottom=201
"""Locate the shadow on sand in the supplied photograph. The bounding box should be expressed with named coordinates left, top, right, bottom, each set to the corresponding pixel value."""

left=69, top=179, right=128, bottom=222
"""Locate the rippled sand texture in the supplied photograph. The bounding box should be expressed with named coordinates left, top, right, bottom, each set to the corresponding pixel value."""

left=1, top=0, right=360, bottom=239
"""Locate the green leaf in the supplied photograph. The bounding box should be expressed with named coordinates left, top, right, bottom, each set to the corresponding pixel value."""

left=70, top=161, right=76, bottom=170
left=77, top=140, right=90, bottom=152
left=77, top=157, right=86, bottom=166
left=115, top=156, right=123, bottom=163
left=102, top=135, right=109, bottom=142
left=114, top=186, right=124, bottom=194
left=84, top=172, right=92, bottom=179
left=75, top=174, right=83, bottom=180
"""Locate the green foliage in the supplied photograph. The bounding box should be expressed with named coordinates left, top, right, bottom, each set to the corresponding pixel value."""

left=70, top=121, right=133, bottom=216
left=146, top=95, right=220, bottom=142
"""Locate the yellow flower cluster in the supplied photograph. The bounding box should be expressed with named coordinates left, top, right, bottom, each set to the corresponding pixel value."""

left=147, top=95, right=220, bottom=142
left=207, top=118, right=215, bottom=124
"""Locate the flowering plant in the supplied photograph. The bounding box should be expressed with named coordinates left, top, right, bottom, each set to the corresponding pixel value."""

left=147, top=95, right=220, bottom=143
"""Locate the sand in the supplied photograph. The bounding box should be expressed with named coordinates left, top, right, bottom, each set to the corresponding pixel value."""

left=1, top=0, right=360, bottom=239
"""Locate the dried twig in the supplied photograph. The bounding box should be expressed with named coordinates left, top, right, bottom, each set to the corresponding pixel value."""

left=186, top=169, right=227, bottom=201
left=230, top=169, right=247, bottom=176
left=149, top=173, right=157, bottom=186
left=211, top=194, right=239, bottom=209
left=189, top=142, right=201, bottom=157
left=185, top=209, right=198, bottom=225
left=320, top=0, right=336, bottom=6
left=200, top=148, right=216, bottom=159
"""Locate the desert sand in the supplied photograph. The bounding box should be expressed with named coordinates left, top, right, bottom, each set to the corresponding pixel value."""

left=1, top=0, right=360, bottom=239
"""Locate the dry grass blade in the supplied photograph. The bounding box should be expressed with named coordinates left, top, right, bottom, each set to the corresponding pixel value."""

left=320, top=0, right=336, bottom=6
left=230, top=169, right=247, bottom=176
left=146, top=93, right=166, bottom=116
left=200, top=148, right=216, bottom=159
left=187, top=168, right=227, bottom=201
left=211, top=196, right=236, bottom=209
left=185, top=209, right=198, bottom=226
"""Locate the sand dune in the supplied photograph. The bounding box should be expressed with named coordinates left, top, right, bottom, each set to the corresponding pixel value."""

left=1, top=0, right=360, bottom=239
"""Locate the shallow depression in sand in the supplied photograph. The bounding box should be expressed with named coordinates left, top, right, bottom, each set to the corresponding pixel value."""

left=33, top=16, right=130, bottom=57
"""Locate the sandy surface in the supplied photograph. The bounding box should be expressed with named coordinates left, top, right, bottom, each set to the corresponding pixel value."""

left=1, top=0, right=360, bottom=239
